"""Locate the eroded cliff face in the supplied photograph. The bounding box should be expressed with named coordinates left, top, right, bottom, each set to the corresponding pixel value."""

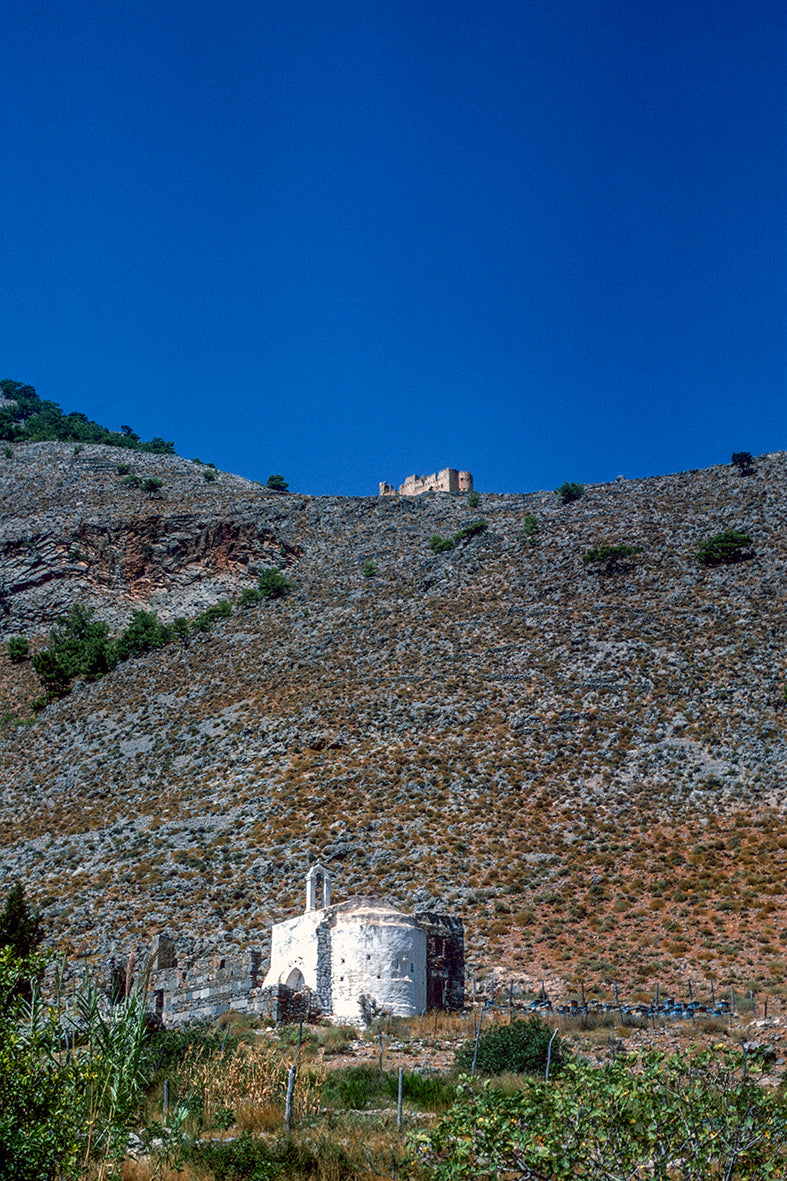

left=0, top=443, right=302, bottom=631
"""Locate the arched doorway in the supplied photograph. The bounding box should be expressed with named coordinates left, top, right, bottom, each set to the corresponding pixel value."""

left=286, top=968, right=305, bottom=992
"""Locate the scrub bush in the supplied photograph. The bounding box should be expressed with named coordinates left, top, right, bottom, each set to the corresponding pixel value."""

left=7, top=636, right=29, bottom=663
left=454, top=1015, right=563, bottom=1077
left=555, top=481, right=584, bottom=504
left=696, top=529, right=753, bottom=566
left=256, top=568, right=293, bottom=599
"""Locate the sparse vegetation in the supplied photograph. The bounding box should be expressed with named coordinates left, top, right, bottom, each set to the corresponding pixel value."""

left=517, top=513, right=539, bottom=544
left=732, top=451, right=754, bottom=474
left=430, top=519, right=488, bottom=553
left=266, top=474, right=289, bottom=492
left=582, top=542, right=643, bottom=571
left=696, top=529, right=754, bottom=566
left=7, top=636, right=29, bottom=663
left=467, top=489, right=480, bottom=508
left=555, top=480, right=584, bottom=503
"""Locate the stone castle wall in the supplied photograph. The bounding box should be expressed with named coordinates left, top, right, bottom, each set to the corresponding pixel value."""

left=379, top=468, right=473, bottom=496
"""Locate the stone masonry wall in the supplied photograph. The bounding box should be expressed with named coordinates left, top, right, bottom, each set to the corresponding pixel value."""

left=149, top=949, right=264, bottom=1024
left=419, top=913, right=465, bottom=1011
left=315, top=918, right=332, bottom=1013
left=379, top=468, right=473, bottom=496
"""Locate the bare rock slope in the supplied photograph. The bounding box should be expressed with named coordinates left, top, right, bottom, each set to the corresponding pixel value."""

left=1, top=443, right=786, bottom=999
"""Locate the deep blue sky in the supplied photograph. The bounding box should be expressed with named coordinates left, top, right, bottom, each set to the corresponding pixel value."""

left=2, top=1, right=784, bottom=495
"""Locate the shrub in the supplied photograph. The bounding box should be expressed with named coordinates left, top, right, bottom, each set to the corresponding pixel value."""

left=696, top=529, right=753, bottom=566
left=731, top=451, right=754, bottom=474
left=121, top=474, right=142, bottom=488
left=0, top=949, right=84, bottom=1180
left=190, top=1132, right=279, bottom=1180
left=430, top=520, right=488, bottom=554
left=467, top=489, right=480, bottom=508
left=517, top=513, right=539, bottom=545
left=171, top=616, right=190, bottom=640
left=418, top=1048, right=787, bottom=1181
left=556, top=481, right=584, bottom=503
left=32, top=603, right=115, bottom=698
left=7, top=636, right=29, bottom=663
left=116, top=463, right=131, bottom=475
left=237, top=587, right=263, bottom=608
left=0, top=950, right=153, bottom=1180
left=265, top=474, right=289, bottom=492
left=454, top=519, right=488, bottom=543
left=454, top=1016, right=564, bottom=1077
left=115, top=609, right=173, bottom=660
left=141, top=477, right=163, bottom=496
left=0, top=883, right=43, bottom=964
left=257, top=568, right=292, bottom=599
left=203, top=468, right=217, bottom=482
left=192, top=599, right=233, bottom=633
left=2, top=446, right=13, bottom=459
left=582, top=543, right=643, bottom=571
left=362, top=558, right=378, bottom=578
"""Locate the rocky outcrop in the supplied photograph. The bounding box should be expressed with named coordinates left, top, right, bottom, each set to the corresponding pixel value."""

left=0, top=443, right=301, bottom=631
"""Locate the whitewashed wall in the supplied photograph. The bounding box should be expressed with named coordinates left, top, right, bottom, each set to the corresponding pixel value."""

left=330, top=906, right=426, bottom=1022
left=262, top=908, right=325, bottom=993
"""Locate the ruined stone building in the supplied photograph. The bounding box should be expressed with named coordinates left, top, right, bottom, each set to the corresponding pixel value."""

left=263, top=865, right=464, bottom=1022
left=379, top=467, right=473, bottom=496
left=148, top=866, right=464, bottom=1026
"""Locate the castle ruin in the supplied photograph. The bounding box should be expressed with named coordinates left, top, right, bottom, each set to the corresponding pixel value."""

left=379, top=467, right=473, bottom=497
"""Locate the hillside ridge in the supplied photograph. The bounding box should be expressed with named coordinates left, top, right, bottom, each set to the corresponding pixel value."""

left=1, top=443, right=786, bottom=1004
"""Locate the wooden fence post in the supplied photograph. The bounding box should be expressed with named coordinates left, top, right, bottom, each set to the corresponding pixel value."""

left=285, top=1064, right=296, bottom=1133
left=470, top=1011, right=483, bottom=1077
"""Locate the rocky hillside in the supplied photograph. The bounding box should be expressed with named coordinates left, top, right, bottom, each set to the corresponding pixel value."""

left=1, top=443, right=786, bottom=1002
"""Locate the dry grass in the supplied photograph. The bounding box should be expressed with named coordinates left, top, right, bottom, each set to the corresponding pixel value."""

left=173, top=1040, right=323, bottom=1132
